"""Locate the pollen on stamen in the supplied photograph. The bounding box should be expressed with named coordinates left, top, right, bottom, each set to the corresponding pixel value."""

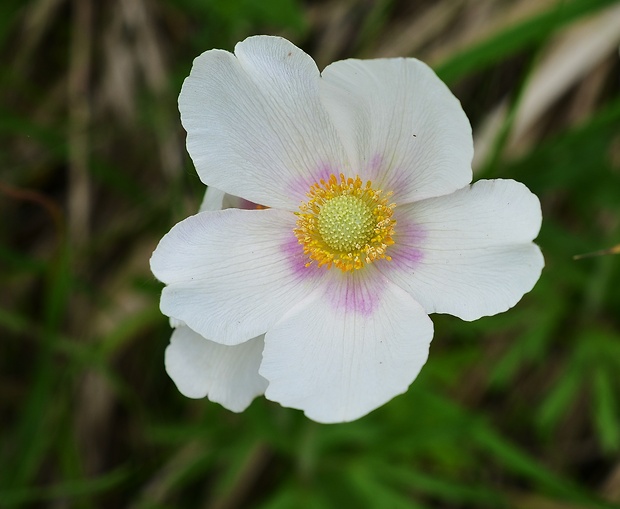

left=294, top=173, right=396, bottom=272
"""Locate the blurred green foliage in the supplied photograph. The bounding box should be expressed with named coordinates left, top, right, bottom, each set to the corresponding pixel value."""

left=1, top=0, right=619, bottom=508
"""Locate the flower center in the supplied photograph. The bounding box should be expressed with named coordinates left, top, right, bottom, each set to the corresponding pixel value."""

left=318, top=195, right=375, bottom=252
left=294, top=173, right=396, bottom=272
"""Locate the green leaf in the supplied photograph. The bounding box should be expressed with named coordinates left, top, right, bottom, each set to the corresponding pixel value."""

left=436, top=0, right=619, bottom=83
left=592, top=367, right=620, bottom=453
left=537, top=364, right=583, bottom=433
left=378, top=463, right=506, bottom=507
left=474, top=427, right=615, bottom=508
left=0, top=466, right=130, bottom=505
left=347, top=464, right=427, bottom=509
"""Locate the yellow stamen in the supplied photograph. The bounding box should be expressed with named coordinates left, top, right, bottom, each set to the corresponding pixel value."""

left=294, top=173, right=396, bottom=272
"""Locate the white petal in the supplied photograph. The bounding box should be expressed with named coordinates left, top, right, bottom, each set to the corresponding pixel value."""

left=150, top=208, right=326, bottom=344
left=165, top=326, right=267, bottom=412
left=179, top=35, right=348, bottom=210
left=199, top=187, right=226, bottom=212
left=379, top=179, right=544, bottom=321
left=199, top=187, right=254, bottom=212
left=320, top=58, right=473, bottom=203
left=169, top=317, right=185, bottom=328
left=161, top=190, right=253, bottom=329
left=261, top=269, right=434, bottom=423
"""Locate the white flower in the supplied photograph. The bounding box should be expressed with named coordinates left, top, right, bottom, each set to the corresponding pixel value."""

left=151, top=35, right=543, bottom=423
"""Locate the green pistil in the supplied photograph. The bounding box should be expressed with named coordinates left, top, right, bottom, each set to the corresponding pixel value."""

left=317, top=195, right=374, bottom=252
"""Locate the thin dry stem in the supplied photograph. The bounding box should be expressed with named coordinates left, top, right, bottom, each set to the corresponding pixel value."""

left=68, top=0, right=93, bottom=246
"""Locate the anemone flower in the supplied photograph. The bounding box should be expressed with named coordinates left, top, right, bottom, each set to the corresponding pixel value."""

left=151, top=35, right=543, bottom=423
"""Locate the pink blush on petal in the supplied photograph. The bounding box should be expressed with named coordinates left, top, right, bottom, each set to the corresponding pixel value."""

left=238, top=198, right=263, bottom=210
left=358, top=153, right=384, bottom=181
left=324, top=272, right=383, bottom=317
left=388, top=222, right=426, bottom=270
left=281, top=233, right=383, bottom=316
left=286, top=162, right=340, bottom=201
left=282, top=233, right=324, bottom=281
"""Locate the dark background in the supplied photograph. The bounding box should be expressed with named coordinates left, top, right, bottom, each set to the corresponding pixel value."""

left=1, top=0, right=620, bottom=507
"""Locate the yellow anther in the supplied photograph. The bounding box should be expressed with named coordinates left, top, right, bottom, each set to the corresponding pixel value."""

left=294, top=174, right=396, bottom=272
